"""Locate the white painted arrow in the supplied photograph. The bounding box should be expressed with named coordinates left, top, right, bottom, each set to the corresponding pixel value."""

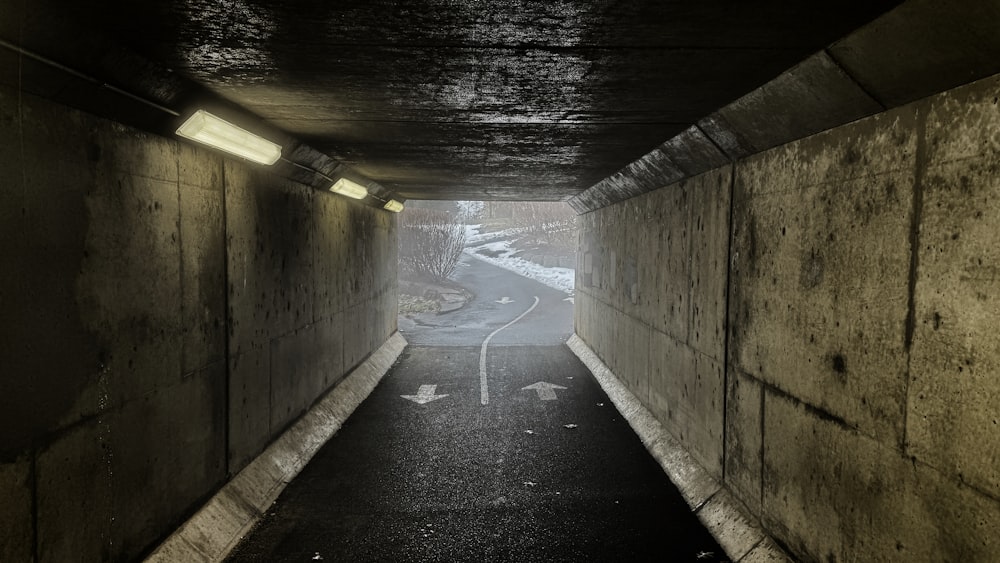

left=521, top=381, right=568, bottom=401
left=401, top=384, right=448, bottom=405
left=496, top=297, right=514, bottom=304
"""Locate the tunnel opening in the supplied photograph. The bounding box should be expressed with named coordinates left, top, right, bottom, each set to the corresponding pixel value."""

left=397, top=200, right=577, bottom=347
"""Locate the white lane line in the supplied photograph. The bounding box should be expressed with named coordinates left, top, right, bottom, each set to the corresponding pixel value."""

left=480, top=296, right=540, bottom=405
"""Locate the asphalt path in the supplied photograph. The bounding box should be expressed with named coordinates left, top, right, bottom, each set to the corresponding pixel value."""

left=398, top=253, right=574, bottom=347
left=226, top=258, right=727, bottom=562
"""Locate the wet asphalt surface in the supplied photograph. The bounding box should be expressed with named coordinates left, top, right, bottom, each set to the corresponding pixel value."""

left=398, top=253, right=575, bottom=347
left=226, top=257, right=727, bottom=562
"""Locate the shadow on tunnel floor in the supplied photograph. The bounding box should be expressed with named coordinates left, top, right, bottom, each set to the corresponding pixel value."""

left=225, top=345, right=727, bottom=562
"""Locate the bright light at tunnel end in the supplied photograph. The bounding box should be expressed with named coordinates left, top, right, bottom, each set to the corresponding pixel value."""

left=175, top=110, right=282, bottom=165
left=330, top=178, right=369, bottom=200
left=384, top=199, right=404, bottom=213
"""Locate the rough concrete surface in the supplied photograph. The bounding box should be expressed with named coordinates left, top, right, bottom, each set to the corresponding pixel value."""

left=228, top=347, right=272, bottom=473
left=733, top=76, right=1000, bottom=561
left=730, top=108, right=917, bottom=445
left=568, top=335, right=784, bottom=563
left=829, top=0, right=1000, bottom=108
left=577, top=168, right=727, bottom=478
left=908, top=74, right=1000, bottom=499
left=698, top=489, right=766, bottom=562
left=223, top=159, right=397, bottom=474
left=110, top=365, right=227, bottom=558
left=706, top=51, right=884, bottom=157
left=36, top=419, right=114, bottom=562
left=178, top=165, right=226, bottom=375
left=225, top=163, right=315, bottom=360
left=740, top=538, right=794, bottom=563
left=315, top=313, right=346, bottom=390
left=146, top=333, right=406, bottom=563
left=0, top=87, right=399, bottom=561
left=689, top=165, right=732, bottom=361
left=78, top=169, right=184, bottom=401
left=651, top=185, right=694, bottom=341
left=312, top=193, right=350, bottom=320
left=762, top=388, right=1000, bottom=562
left=2, top=91, right=102, bottom=452
left=661, top=126, right=731, bottom=178
left=724, top=370, right=764, bottom=516
left=576, top=72, right=1000, bottom=561
left=624, top=314, right=653, bottom=404
left=647, top=330, right=692, bottom=435
left=269, top=326, right=325, bottom=434
left=0, top=458, right=32, bottom=562
left=569, top=1, right=1000, bottom=213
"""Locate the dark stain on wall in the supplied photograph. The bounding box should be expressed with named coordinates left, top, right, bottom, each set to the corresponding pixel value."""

left=0, top=102, right=103, bottom=460
left=841, top=144, right=863, bottom=165
left=800, top=249, right=825, bottom=290
left=727, top=204, right=760, bottom=369
left=625, top=257, right=639, bottom=305
left=831, top=353, right=848, bottom=379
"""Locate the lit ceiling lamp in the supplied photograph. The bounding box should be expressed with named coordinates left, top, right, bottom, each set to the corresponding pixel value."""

left=329, top=178, right=369, bottom=199
left=383, top=199, right=404, bottom=213
left=176, top=110, right=282, bottom=165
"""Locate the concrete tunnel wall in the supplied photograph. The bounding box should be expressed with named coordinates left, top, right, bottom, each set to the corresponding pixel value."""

left=0, top=86, right=398, bottom=561
left=575, top=72, right=1000, bottom=561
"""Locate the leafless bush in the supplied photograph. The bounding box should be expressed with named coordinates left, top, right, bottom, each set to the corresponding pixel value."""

left=456, top=201, right=484, bottom=221
left=505, top=202, right=577, bottom=249
left=399, top=209, right=466, bottom=280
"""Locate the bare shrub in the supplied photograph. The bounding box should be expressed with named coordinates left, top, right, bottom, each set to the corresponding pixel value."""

left=456, top=201, right=484, bottom=221
left=399, top=208, right=466, bottom=280
left=505, top=202, right=577, bottom=249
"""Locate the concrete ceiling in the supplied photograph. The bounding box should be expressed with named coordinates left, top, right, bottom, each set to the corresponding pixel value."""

left=6, top=1, right=900, bottom=201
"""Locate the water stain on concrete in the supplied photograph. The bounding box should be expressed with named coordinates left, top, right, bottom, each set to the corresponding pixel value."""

left=831, top=353, right=848, bottom=382
left=800, top=249, right=825, bottom=290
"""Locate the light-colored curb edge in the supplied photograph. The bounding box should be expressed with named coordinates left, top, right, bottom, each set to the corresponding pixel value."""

left=145, top=332, right=408, bottom=563
left=566, top=334, right=793, bottom=563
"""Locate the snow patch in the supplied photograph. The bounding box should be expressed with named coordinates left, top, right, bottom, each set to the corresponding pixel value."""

left=464, top=225, right=529, bottom=246
left=465, top=241, right=575, bottom=295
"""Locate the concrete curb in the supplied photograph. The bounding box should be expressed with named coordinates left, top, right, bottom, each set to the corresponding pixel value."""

left=566, top=334, right=792, bottom=563
left=145, top=332, right=408, bottom=563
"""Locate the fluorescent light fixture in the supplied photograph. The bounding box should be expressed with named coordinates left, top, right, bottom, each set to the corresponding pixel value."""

left=329, top=178, right=368, bottom=199
left=176, top=110, right=281, bottom=165
left=383, top=199, right=404, bottom=213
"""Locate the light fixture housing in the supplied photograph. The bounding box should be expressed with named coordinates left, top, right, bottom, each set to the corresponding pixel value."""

left=176, top=110, right=281, bottom=165
left=383, top=199, right=404, bottom=213
left=329, top=178, right=369, bottom=200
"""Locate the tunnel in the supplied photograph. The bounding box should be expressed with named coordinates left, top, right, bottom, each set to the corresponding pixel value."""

left=3, top=1, right=1000, bottom=561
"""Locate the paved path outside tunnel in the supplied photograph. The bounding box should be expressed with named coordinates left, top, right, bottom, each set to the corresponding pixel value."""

left=398, top=253, right=574, bottom=347
left=226, top=258, right=727, bottom=562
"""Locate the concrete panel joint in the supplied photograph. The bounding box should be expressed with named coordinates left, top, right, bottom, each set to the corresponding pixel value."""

left=567, top=335, right=791, bottom=563
left=145, top=332, right=407, bottom=563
